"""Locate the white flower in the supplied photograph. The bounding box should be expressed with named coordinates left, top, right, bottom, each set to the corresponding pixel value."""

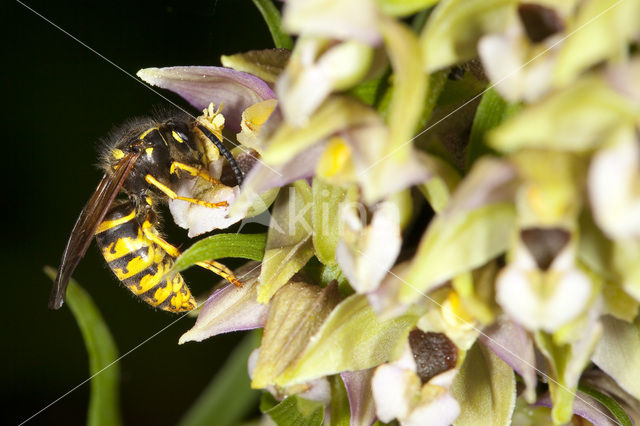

left=496, top=234, right=593, bottom=332
left=589, top=125, right=640, bottom=240
left=372, top=344, right=460, bottom=426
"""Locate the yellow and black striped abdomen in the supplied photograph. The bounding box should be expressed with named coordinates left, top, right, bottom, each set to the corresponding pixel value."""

left=94, top=202, right=196, bottom=312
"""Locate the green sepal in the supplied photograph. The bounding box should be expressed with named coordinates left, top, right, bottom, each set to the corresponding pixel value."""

left=592, top=315, right=640, bottom=401
left=258, top=181, right=315, bottom=303
left=379, top=17, right=427, bottom=158
left=221, top=49, right=291, bottom=84
left=374, top=0, right=439, bottom=17
left=277, top=295, right=421, bottom=386
left=400, top=203, right=515, bottom=304
left=489, top=77, right=640, bottom=153
left=420, top=0, right=517, bottom=72
left=451, top=341, right=516, bottom=426
left=312, top=177, right=349, bottom=265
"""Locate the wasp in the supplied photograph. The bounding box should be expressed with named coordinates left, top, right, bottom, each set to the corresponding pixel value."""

left=50, top=106, right=243, bottom=313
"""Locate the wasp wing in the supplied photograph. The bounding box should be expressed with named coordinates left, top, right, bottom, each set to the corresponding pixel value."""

left=50, top=152, right=141, bottom=309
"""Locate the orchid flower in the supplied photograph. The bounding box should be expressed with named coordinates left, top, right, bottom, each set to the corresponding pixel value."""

left=122, top=1, right=640, bottom=425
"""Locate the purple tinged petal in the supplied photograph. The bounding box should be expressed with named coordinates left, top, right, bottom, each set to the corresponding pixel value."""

left=179, top=263, right=267, bottom=343
left=137, top=66, right=275, bottom=132
left=536, top=392, right=620, bottom=426
left=231, top=143, right=325, bottom=217
left=444, top=157, right=517, bottom=214
left=341, top=369, right=376, bottom=426
left=606, top=59, right=640, bottom=102
left=247, top=143, right=324, bottom=193
left=479, top=317, right=538, bottom=403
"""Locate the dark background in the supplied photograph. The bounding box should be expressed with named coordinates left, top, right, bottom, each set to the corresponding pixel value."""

left=3, top=1, right=272, bottom=424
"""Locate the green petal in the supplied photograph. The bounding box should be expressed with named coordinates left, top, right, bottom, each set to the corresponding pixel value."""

left=579, top=220, right=640, bottom=321
left=170, top=233, right=267, bottom=274
left=380, top=17, right=427, bottom=157
left=489, top=77, right=640, bottom=153
left=554, top=0, right=640, bottom=86
left=420, top=0, right=517, bottom=72
left=277, top=295, right=421, bottom=386
left=261, top=394, right=325, bottom=426
left=535, top=324, right=603, bottom=425
left=262, top=96, right=380, bottom=166
left=613, top=240, right=640, bottom=302
left=252, top=282, right=340, bottom=388
left=375, top=0, right=439, bottom=17
left=400, top=203, right=515, bottom=303
left=178, top=332, right=261, bottom=426
left=592, top=315, right=640, bottom=401
left=312, top=177, right=349, bottom=265
left=259, top=181, right=315, bottom=303
left=251, top=0, right=294, bottom=50
left=450, top=341, right=516, bottom=426
left=221, top=49, right=291, bottom=84
left=44, top=267, right=121, bottom=426
left=418, top=154, right=461, bottom=213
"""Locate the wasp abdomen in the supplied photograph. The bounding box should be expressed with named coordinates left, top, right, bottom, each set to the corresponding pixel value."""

left=94, top=202, right=196, bottom=312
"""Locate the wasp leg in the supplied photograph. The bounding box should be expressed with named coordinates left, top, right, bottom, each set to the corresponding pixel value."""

left=196, top=260, right=243, bottom=288
left=170, top=161, right=222, bottom=185
left=141, top=221, right=242, bottom=287
left=145, top=174, right=228, bottom=208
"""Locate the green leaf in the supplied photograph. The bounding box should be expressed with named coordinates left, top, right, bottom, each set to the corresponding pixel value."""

left=375, top=0, right=439, bottom=17
left=312, top=178, right=349, bottom=265
left=171, top=233, right=267, bottom=274
left=262, top=394, right=325, bottom=426
left=278, top=295, right=420, bottom=386
left=420, top=0, right=517, bottom=72
left=592, top=315, right=640, bottom=401
left=466, top=88, right=519, bottom=168
left=554, top=0, right=640, bottom=86
left=329, top=375, right=351, bottom=426
left=451, top=341, right=516, bottom=426
left=348, top=76, right=385, bottom=106
left=44, top=267, right=121, bottom=426
left=577, top=386, right=633, bottom=426
left=251, top=0, right=293, bottom=50
left=489, top=77, right=640, bottom=153
left=399, top=203, right=515, bottom=304
left=258, top=181, right=315, bottom=303
left=178, top=332, right=261, bottom=426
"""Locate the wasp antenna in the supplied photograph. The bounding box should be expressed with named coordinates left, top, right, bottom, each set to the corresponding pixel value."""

left=196, top=124, right=244, bottom=186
